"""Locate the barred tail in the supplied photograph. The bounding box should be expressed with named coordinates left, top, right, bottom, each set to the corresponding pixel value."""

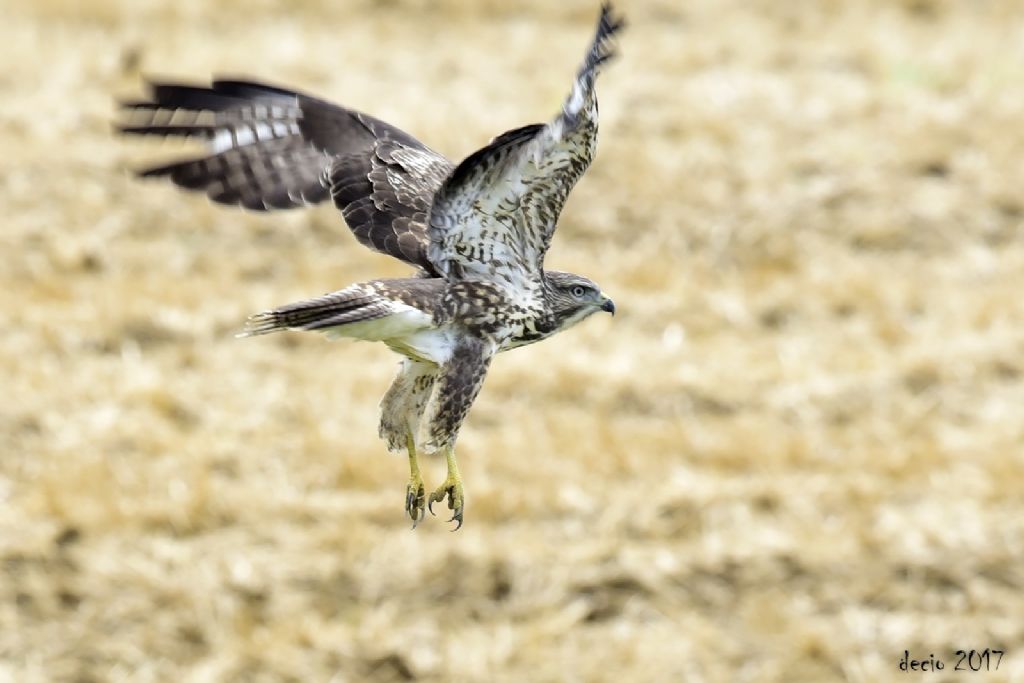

left=239, top=285, right=387, bottom=337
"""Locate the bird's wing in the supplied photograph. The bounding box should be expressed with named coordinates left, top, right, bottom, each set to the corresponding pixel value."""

left=426, top=3, right=624, bottom=292
left=118, top=79, right=452, bottom=274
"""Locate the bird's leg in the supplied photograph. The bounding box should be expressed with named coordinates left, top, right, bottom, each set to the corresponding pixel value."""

left=428, top=446, right=465, bottom=531
left=405, top=433, right=426, bottom=528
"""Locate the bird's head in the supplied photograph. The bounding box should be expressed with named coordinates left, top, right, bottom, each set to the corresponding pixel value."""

left=544, top=270, right=615, bottom=332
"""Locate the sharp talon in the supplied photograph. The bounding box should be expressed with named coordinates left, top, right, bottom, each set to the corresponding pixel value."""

left=428, top=455, right=465, bottom=528
left=449, top=511, right=463, bottom=532
left=405, top=477, right=426, bottom=528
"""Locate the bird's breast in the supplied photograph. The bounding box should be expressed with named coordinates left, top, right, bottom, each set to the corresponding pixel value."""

left=497, top=312, right=557, bottom=352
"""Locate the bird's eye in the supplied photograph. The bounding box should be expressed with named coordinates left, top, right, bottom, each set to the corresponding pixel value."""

left=571, top=286, right=587, bottom=298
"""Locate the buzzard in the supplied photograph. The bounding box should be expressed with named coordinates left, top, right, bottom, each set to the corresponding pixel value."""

left=119, top=4, right=624, bottom=529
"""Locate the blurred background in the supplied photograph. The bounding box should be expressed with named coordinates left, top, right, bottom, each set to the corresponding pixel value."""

left=3, top=0, right=1024, bottom=681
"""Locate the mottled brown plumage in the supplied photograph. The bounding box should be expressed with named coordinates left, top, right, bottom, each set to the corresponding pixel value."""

left=119, top=3, right=624, bottom=529
left=119, top=80, right=451, bottom=274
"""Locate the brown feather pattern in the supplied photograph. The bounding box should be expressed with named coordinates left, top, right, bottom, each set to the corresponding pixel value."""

left=120, top=6, right=623, bottom=521
left=242, top=278, right=445, bottom=336
left=119, top=79, right=451, bottom=273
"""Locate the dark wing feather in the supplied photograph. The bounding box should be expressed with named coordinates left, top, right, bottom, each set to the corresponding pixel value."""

left=137, top=137, right=330, bottom=210
left=328, top=139, right=452, bottom=273
left=119, top=79, right=451, bottom=273
left=427, top=4, right=624, bottom=289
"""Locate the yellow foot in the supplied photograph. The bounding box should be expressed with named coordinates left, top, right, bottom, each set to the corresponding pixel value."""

left=405, top=434, right=426, bottom=529
left=428, top=445, right=465, bottom=530
left=405, top=474, right=426, bottom=528
left=428, top=475, right=465, bottom=531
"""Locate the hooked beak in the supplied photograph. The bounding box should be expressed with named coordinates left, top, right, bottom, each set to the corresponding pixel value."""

left=600, top=295, right=616, bottom=316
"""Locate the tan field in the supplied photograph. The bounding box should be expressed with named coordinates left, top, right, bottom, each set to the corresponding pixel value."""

left=3, top=0, right=1024, bottom=681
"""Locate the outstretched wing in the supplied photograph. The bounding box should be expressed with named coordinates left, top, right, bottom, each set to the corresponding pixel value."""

left=427, top=3, right=624, bottom=291
left=118, top=79, right=452, bottom=274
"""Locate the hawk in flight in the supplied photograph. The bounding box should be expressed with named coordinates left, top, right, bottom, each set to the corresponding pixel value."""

left=119, top=4, right=624, bottom=529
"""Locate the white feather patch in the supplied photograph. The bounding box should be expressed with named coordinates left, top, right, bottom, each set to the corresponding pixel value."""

left=321, top=303, right=456, bottom=364
left=323, top=303, right=431, bottom=341
left=233, top=126, right=256, bottom=147
left=211, top=129, right=234, bottom=153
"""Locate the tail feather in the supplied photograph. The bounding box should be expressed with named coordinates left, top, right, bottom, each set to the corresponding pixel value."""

left=239, top=278, right=445, bottom=347
left=240, top=286, right=386, bottom=337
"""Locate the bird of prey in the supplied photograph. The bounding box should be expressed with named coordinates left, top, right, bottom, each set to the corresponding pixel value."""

left=119, top=4, right=624, bottom=529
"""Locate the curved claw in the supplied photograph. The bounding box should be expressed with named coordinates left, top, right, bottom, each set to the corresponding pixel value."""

left=405, top=482, right=426, bottom=529
left=428, top=484, right=464, bottom=531
left=409, top=504, right=425, bottom=530
left=448, top=510, right=463, bottom=531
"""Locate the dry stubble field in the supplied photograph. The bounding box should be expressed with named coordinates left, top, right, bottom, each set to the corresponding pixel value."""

left=3, top=0, right=1024, bottom=681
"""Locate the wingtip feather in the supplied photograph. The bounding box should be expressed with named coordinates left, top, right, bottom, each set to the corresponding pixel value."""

left=585, top=3, right=626, bottom=74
